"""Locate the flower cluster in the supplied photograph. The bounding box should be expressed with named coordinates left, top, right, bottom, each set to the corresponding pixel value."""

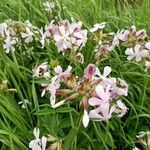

left=29, top=128, right=47, bottom=150
left=33, top=63, right=128, bottom=127
left=0, top=20, right=40, bottom=53
left=41, top=19, right=87, bottom=63
left=113, top=25, right=150, bottom=70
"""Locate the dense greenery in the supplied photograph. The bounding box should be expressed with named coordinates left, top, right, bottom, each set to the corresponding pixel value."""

left=0, top=0, right=150, bottom=149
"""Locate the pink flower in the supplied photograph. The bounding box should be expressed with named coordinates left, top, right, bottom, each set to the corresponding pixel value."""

left=89, top=103, right=115, bottom=121
left=89, top=84, right=114, bottom=121
left=73, top=29, right=87, bottom=47
left=89, top=84, right=111, bottom=106
left=54, top=25, right=72, bottom=52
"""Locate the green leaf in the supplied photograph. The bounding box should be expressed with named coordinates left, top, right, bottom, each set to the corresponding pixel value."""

left=35, top=107, right=76, bottom=115
left=63, top=128, right=78, bottom=150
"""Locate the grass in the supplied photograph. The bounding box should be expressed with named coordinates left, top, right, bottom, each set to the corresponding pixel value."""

left=0, top=0, right=150, bottom=149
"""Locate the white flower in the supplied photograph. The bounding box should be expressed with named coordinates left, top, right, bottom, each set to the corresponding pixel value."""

left=90, top=22, right=106, bottom=32
left=29, top=128, right=47, bottom=150
left=21, top=27, right=34, bottom=43
left=95, top=66, right=116, bottom=85
left=114, top=100, right=128, bottom=117
left=41, top=77, right=60, bottom=106
left=3, top=36, right=17, bottom=53
left=125, top=44, right=149, bottom=62
left=82, top=109, right=89, bottom=128
left=40, top=20, right=55, bottom=48
left=112, top=29, right=124, bottom=47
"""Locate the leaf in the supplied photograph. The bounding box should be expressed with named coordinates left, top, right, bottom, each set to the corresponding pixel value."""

left=35, top=107, right=75, bottom=115
left=63, top=128, right=78, bottom=150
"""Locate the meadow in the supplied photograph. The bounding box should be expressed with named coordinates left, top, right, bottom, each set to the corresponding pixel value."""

left=0, top=0, right=150, bottom=149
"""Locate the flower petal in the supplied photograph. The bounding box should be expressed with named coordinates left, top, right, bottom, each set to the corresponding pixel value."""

left=82, top=109, right=89, bottom=128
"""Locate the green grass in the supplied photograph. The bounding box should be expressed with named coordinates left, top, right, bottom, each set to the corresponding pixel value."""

left=0, top=0, right=150, bottom=149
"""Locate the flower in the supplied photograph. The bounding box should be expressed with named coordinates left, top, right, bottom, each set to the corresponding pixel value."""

left=90, top=22, right=106, bottom=32
left=21, top=27, right=34, bottom=43
left=41, top=20, right=87, bottom=52
left=95, top=66, right=116, bottom=86
left=82, top=109, right=89, bottom=128
left=54, top=25, right=72, bottom=52
left=54, top=65, right=72, bottom=81
left=95, top=66, right=111, bottom=79
left=41, top=76, right=60, bottom=106
left=33, top=62, right=50, bottom=79
left=89, top=84, right=111, bottom=106
left=29, top=128, right=47, bottom=150
left=125, top=44, right=149, bottom=62
left=114, top=100, right=128, bottom=117
left=89, top=103, right=115, bottom=121
left=88, top=84, right=115, bottom=121
left=114, top=78, right=128, bottom=97
left=112, top=29, right=124, bottom=47
left=40, top=20, right=55, bottom=48
left=3, top=36, right=17, bottom=53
